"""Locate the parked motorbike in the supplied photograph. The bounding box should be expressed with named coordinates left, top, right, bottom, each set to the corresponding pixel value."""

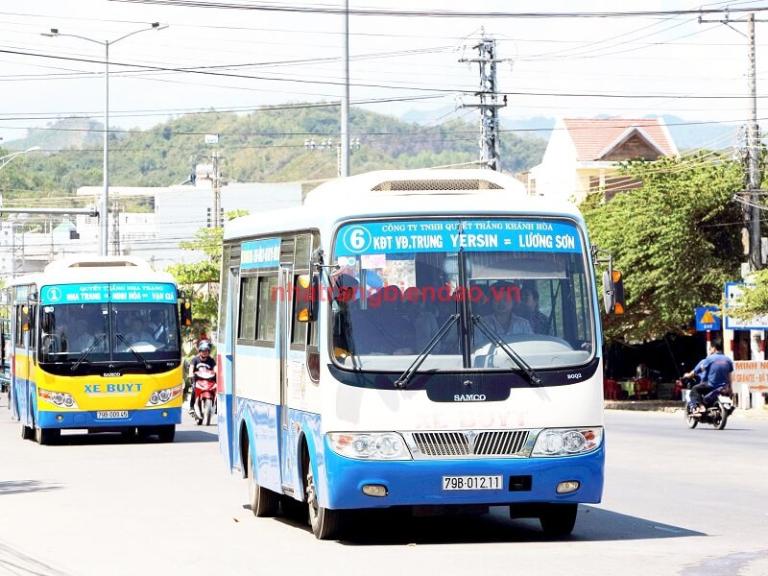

left=679, top=375, right=735, bottom=430
left=192, top=364, right=217, bottom=426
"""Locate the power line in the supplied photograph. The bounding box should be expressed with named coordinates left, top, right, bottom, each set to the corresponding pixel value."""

left=110, top=1, right=768, bottom=20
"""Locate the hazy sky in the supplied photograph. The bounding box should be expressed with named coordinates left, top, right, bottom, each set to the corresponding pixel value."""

left=0, top=0, right=764, bottom=147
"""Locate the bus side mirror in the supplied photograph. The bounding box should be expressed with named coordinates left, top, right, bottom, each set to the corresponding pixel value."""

left=295, top=273, right=317, bottom=323
left=41, top=308, right=55, bottom=333
left=180, top=299, right=193, bottom=327
left=602, top=269, right=625, bottom=315
left=21, top=305, right=31, bottom=332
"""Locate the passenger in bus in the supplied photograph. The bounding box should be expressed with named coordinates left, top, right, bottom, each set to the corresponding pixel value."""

left=517, top=286, right=550, bottom=335
left=402, top=286, right=439, bottom=349
left=124, top=315, right=156, bottom=345
left=67, top=319, right=98, bottom=353
left=476, top=281, right=532, bottom=345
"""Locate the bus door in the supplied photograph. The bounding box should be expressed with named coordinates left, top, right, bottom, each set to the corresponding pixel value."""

left=14, top=301, right=32, bottom=425
left=221, top=266, right=240, bottom=470
left=278, top=264, right=292, bottom=489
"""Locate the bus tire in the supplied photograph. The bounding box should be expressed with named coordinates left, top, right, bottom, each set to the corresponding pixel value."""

left=539, top=504, right=578, bottom=538
left=247, top=449, right=279, bottom=517
left=21, top=424, right=33, bottom=440
left=35, top=427, right=60, bottom=446
left=306, top=462, right=341, bottom=540
left=157, top=425, right=175, bottom=443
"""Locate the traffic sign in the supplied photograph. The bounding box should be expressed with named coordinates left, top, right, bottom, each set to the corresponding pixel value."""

left=695, top=306, right=721, bottom=331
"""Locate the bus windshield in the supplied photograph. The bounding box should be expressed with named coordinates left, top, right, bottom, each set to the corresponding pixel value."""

left=331, top=218, right=594, bottom=372
left=38, top=282, right=180, bottom=365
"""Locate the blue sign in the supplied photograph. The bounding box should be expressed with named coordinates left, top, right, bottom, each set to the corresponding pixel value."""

left=695, top=306, right=721, bottom=331
left=241, top=238, right=281, bottom=270
left=335, top=219, right=583, bottom=257
left=40, top=283, right=177, bottom=305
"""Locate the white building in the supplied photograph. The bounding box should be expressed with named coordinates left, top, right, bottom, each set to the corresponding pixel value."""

left=0, top=178, right=304, bottom=278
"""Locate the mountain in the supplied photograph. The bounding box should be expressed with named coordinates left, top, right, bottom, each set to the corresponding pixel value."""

left=0, top=106, right=547, bottom=200
left=661, top=115, right=739, bottom=152
left=5, top=117, right=104, bottom=152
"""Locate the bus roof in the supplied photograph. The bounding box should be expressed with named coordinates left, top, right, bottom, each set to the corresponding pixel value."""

left=5, top=256, right=176, bottom=289
left=224, top=169, right=582, bottom=242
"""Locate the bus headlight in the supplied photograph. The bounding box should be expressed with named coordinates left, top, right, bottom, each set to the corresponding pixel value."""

left=532, top=427, right=603, bottom=457
left=328, top=432, right=412, bottom=460
left=145, top=384, right=182, bottom=407
left=38, top=388, right=79, bottom=409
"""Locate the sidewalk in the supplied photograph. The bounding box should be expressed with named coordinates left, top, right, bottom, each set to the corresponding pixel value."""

left=605, top=399, right=768, bottom=418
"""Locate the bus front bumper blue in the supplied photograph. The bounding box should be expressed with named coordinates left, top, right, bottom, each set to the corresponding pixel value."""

left=322, top=440, right=604, bottom=510
left=37, top=407, right=181, bottom=429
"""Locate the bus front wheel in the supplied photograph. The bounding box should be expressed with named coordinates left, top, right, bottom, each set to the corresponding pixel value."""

left=35, top=427, right=60, bottom=446
left=306, top=463, right=341, bottom=540
left=157, top=425, right=175, bottom=443
left=538, top=503, right=578, bottom=538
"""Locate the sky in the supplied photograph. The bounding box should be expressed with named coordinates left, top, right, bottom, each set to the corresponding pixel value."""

left=0, top=0, right=766, bottom=149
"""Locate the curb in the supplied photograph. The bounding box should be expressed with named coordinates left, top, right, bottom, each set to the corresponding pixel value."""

left=604, top=401, right=768, bottom=419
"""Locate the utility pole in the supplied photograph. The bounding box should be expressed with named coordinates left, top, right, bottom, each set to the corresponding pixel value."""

left=212, top=150, right=222, bottom=228
left=340, top=0, right=350, bottom=177
left=459, top=28, right=507, bottom=171
left=700, top=11, right=763, bottom=270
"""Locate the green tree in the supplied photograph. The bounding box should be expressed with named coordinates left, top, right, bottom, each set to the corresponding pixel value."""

left=166, top=211, right=248, bottom=332
left=583, top=153, right=743, bottom=341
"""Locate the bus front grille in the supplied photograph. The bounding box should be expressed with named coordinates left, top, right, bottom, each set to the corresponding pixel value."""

left=409, top=430, right=531, bottom=458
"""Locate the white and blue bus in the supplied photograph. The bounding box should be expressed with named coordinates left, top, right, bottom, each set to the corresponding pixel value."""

left=217, top=169, right=620, bottom=539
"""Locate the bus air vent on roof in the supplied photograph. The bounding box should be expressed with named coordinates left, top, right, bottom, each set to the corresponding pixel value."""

left=68, top=260, right=138, bottom=268
left=371, top=179, right=503, bottom=192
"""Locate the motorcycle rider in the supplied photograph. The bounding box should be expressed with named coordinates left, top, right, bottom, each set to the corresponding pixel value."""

left=684, top=342, right=733, bottom=413
left=188, top=340, right=216, bottom=416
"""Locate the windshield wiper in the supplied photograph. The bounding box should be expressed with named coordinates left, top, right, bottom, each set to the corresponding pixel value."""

left=70, top=333, right=106, bottom=372
left=115, top=333, right=152, bottom=369
left=472, top=315, right=542, bottom=386
left=394, top=314, right=459, bottom=389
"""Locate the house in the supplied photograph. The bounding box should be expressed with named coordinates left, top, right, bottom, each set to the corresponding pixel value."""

left=527, top=117, right=678, bottom=203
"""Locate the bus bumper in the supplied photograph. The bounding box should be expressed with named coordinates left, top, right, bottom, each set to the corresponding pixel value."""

left=321, top=438, right=604, bottom=509
left=37, top=407, right=182, bottom=429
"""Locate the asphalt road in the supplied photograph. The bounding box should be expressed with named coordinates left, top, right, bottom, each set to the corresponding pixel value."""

left=1, top=398, right=767, bottom=576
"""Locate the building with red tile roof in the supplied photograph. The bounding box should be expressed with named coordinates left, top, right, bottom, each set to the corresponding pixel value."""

left=527, top=117, right=678, bottom=203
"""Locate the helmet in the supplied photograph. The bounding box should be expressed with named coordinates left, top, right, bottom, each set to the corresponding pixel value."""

left=198, top=340, right=211, bottom=352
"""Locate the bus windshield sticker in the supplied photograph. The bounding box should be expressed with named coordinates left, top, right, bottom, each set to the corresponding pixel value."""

left=334, top=219, right=582, bottom=257
left=240, top=238, right=281, bottom=270
left=40, top=283, right=177, bottom=305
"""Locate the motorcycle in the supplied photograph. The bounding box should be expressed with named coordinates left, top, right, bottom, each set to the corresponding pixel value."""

left=679, top=375, right=735, bottom=430
left=192, top=364, right=217, bottom=426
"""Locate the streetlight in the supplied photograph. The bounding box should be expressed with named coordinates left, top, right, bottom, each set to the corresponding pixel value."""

left=42, top=23, right=168, bottom=256
left=0, top=146, right=41, bottom=172
left=0, top=146, right=41, bottom=209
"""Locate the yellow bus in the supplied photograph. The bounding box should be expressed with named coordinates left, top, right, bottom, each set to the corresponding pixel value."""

left=3, top=256, right=189, bottom=444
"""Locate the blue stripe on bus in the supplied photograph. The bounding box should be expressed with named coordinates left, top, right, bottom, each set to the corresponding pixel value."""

left=321, top=437, right=605, bottom=509
left=36, top=407, right=181, bottom=428
left=231, top=396, right=604, bottom=510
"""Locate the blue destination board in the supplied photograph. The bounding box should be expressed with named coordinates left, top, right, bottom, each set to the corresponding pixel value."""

left=241, top=237, right=281, bottom=270
left=40, top=283, right=177, bottom=305
left=335, top=219, right=583, bottom=257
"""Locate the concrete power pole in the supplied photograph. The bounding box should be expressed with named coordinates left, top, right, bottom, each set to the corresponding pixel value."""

left=700, top=11, right=763, bottom=270
left=213, top=150, right=222, bottom=228
left=747, top=13, right=762, bottom=271
left=340, top=0, right=350, bottom=177
left=459, top=30, right=507, bottom=171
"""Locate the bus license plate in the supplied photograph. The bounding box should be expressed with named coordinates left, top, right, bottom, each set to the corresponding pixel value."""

left=96, top=410, right=129, bottom=420
left=442, top=475, right=503, bottom=491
